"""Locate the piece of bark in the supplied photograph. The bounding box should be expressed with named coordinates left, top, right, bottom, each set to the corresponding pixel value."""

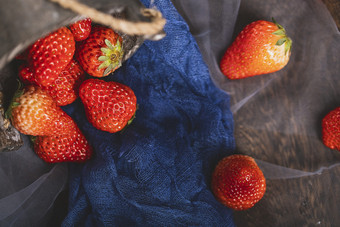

left=0, top=91, right=23, bottom=152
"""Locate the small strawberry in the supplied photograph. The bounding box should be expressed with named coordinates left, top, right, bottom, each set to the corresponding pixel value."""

left=76, top=25, right=124, bottom=77
left=69, top=18, right=92, bottom=41
left=6, top=85, right=77, bottom=136
left=220, top=19, right=292, bottom=79
left=79, top=79, right=137, bottom=133
left=322, top=107, right=340, bottom=151
left=28, top=27, right=75, bottom=87
left=47, top=59, right=86, bottom=106
left=34, top=127, right=93, bottom=163
left=18, top=64, right=35, bottom=85
left=211, top=154, right=266, bottom=211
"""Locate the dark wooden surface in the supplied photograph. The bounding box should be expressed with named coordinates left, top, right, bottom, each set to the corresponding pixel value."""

left=323, top=0, right=340, bottom=30
left=231, top=0, right=340, bottom=226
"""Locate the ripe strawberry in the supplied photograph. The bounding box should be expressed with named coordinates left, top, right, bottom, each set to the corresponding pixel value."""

left=211, top=154, right=266, bottom=211
left=6, top=85, right=77, bottom=136
left=220, top=19, right=292, bottom=79
left=18, top=60, right=85, bottom=106
left=322, top=107, right=340, bottom=151
left=76, top=25, right=124, bottom=77
left=69, top=18, right=92, bottom=41
left=79, top=79, right=137, bottom=133
left=18, top=64, right=35, bottom=85
left=34, top=127, right=93, bottom=163
left=28, top=27, right=75, bottom=87
left=47, top=59, right=86, bottom=106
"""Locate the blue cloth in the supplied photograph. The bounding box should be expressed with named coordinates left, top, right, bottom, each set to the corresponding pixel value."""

left=62, top=0, right=235, bottom=226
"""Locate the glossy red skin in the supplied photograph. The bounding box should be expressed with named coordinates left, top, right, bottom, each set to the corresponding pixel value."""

left=76, top=25, right=123, bottom=77
left=11, top=86, right=77, bottom=136
left=18, top=64, right=35, bottom=85
left=70, top=18, right=92, bottom=41
left=79, top=79, right=137, bottom=133
left=322, top=107, right=340, bottom=151
left=220, top=20, right=290, bottom=79
left=211, top=155, right=266, bottom=210
left=34, top=127, right=93, bottom=163
left=28, top=27, right=75, bottom=87
left=47, top=59, right=86, bottom=106
left=18, top=60, right=85, bottom=106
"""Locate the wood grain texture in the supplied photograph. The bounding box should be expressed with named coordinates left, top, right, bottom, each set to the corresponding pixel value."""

left=231, top=1, right=340, bottom=226
left=323, top=0, right=340, bottom=30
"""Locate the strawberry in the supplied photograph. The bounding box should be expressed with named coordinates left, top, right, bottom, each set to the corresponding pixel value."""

left=18, top=60, right=85, bottom=106
left=220, top=19, right=292, bottom=79
left=34, top=127, right=93, bottom=163
left=211, top=154, right=266, bottom=211
left=322, top=107, right=340, bottom=151
left=79, top=79, right=137, bottom=133
left=69, top=18, right=92, bottom=41
left=18, top=64, right=35, bottom=85
left=76, top=25, right=124, bottom=77
left=28, top=27, right=75, bottom=87
left=6, top=85, right=77, bottom=136
left=47, top=59, right=86, bottom=106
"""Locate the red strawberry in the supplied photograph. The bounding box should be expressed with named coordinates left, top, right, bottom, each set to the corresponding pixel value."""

left=76, top=25, right=124, bottom=77
left=6, top=85, right=77, bottom=136
left=69, top=18, right=92, bottom=41
left=322, top=107, right=340, bottom=151
left=34, top=127, right=93, bottom=163
left=79, top=79, right=137, bottom=133
left=28, top=27, right=75, bottom=87
left=211, top=154, right=266, bottom=210
left=18, top=60, right=85, bottom=106
left=220, top=19, right=292, bottom=79
left=18, top=64, right=35, bottom=85
left=47, top=59, right=86, bottom=106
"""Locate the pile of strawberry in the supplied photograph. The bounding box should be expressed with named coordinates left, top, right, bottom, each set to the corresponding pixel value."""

left=7, top=18, right=137, bottom=163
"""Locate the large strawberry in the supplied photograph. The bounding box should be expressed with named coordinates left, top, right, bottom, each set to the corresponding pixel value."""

left=69, top=18, right=92, bottom=41
left=322, top=107, right=340, bottom=151
left=6, top=85, right=77, bottom=136
left=220, top=19, right=292, bottom=79
left=211, top=154, right=266, bottom=211
left=79, top=79, right=137, bottom=133
left=34, top=127, right=93, bottom=163
left=28, top=27, right=75, bottom=87
left=76, top=25, right=124, bottom=77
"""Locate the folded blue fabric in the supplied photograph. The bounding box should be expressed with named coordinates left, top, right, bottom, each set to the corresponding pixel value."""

left=62, top=0, right=235, bottom=226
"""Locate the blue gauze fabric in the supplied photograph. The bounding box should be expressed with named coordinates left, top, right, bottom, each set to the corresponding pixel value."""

left=62, top=0, right=235, bottom=226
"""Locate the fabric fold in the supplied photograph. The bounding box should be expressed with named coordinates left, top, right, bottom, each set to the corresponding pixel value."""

left=62, top=0, right=235, bottom=226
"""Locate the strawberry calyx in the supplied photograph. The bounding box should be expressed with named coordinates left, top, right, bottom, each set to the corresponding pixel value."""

left=98, top=39, right=123, bottom=76
left=120, top=104, right=138, bottom=134
left=30, top=135, right=37, bottom=144
left=127, top=104, right=138, bottom=126
left=271, top=18, right=292, bottom=55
